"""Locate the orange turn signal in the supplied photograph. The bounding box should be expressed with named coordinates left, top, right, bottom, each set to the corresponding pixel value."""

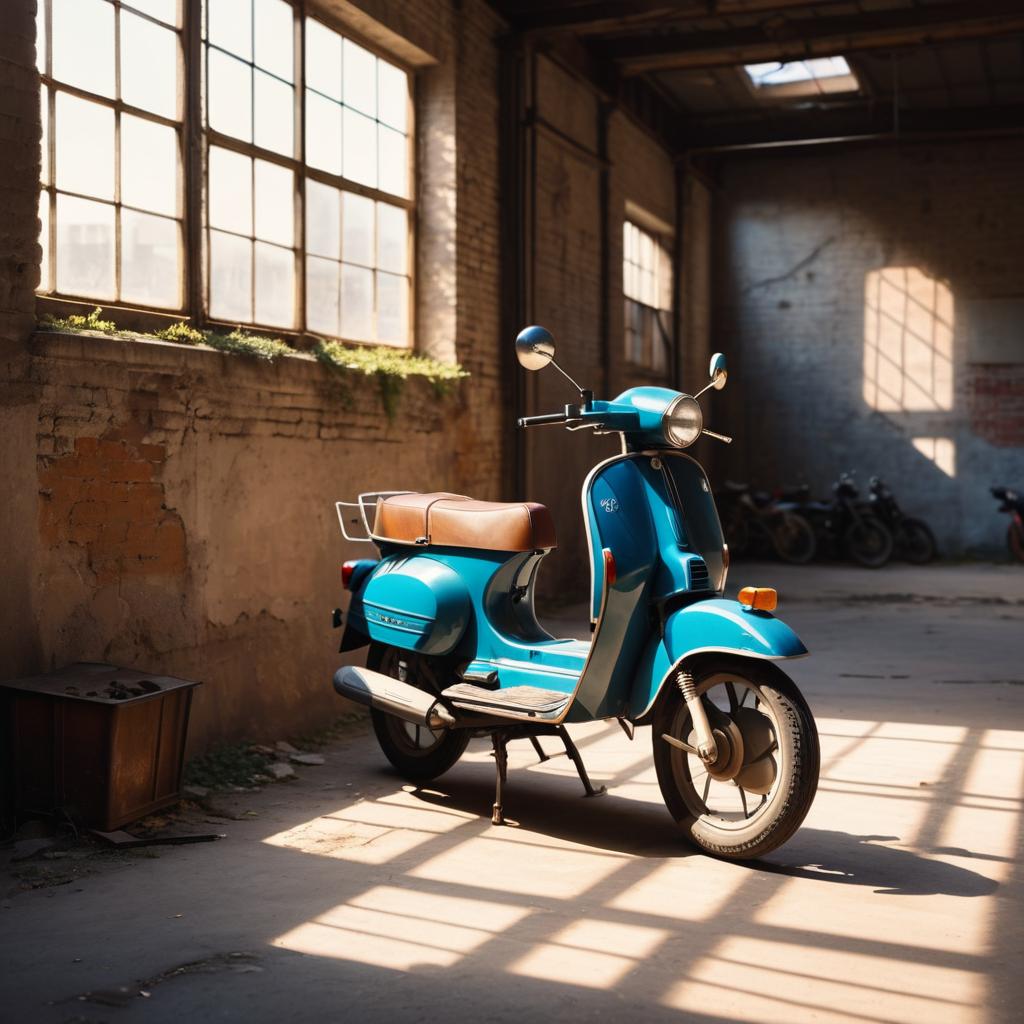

left=738, top=586, right=778, bottom=612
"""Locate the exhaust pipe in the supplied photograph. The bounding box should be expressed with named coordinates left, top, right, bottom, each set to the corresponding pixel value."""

left=333, top=665, right=456, bottom=729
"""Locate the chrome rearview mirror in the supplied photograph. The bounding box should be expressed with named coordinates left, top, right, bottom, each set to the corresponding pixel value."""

left=709, top=352, right=728, bottom=391
left=515, top=325, right=556, bottom=371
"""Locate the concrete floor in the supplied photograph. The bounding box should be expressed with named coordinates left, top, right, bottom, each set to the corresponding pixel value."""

left=2, top=561, right=1023, bottom=1023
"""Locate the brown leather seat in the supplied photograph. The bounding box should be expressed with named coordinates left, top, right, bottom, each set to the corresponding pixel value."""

left=373, top=492, right=557, bottom=551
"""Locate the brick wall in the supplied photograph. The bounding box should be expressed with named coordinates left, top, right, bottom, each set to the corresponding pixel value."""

left=712, top=139, right=1024, bottom=554
left=523, top=57, right=682, bottom=597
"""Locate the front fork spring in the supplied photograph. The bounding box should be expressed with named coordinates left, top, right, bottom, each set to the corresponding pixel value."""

left=677, top=669, right=718, bottom=763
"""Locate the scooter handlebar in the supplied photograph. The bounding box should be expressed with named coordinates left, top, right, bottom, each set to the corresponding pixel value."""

left=516, top=405, right=581, bottom=429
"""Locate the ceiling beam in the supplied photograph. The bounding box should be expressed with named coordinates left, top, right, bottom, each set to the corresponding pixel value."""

left=680, top=101, right=1024, bottom=150
left=601, top=1, right=1024, bottom=75
left=502, top=0, right=848, bottom=35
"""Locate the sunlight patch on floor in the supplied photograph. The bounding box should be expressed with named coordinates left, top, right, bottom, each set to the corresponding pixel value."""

left=272, top=885, right=530, bottom=969
left=509, top=919, right=667, bottom=989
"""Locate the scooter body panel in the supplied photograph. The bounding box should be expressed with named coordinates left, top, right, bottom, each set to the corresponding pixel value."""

left=627, top=599, right=808, bottom=720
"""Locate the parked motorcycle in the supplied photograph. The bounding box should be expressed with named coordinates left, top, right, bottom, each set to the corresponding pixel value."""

left=716, top=482, right=817, bottom=565
left=330, top=326, right=819, bottom=860
left=991, top=486, right=1024, bottom=562
left=800, top=472, right=893, bottom=568
left=866, top=477, right=937, bottom=564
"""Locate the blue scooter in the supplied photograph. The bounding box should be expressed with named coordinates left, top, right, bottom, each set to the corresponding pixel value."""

left=332, top=326, right=819, bottom=859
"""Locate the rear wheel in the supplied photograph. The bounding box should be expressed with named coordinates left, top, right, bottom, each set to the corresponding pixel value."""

left=368, top=645, right=469, bottom=781
left=844, top=516, right=893, bottom=568
left=652, top=659, right=819, bottom=860
left=898, top=518, right=937, bottom=564
left=771, top=512, right=817, bottom=565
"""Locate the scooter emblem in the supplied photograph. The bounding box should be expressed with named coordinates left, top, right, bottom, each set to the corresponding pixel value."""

left=600, top=497, right=620, bottom=513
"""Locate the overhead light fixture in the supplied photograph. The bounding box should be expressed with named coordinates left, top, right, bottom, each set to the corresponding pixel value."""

left=743, top=56, right=858, bottom=97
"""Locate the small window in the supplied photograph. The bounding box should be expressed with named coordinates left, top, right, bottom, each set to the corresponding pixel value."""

left=623, top=219, right=672, bottom=373
left=37, top=0, right=185, bottom=309
left=743, top=56, right=858, bottom=98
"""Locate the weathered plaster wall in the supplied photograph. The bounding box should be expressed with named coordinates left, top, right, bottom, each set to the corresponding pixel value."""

left=713, top=140, right=1024, bottom=555
left=17, top=332, right=471, bottom=751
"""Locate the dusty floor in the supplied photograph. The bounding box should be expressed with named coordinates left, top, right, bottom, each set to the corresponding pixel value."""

left=2, top=561, right=1023, bottom=1023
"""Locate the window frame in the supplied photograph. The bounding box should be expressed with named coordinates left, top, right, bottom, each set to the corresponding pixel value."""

left=622, top=212, right=673, bottom=374
left=36, top=0, right=189, bottom=312
left=36, top=0, right=417, bottom=350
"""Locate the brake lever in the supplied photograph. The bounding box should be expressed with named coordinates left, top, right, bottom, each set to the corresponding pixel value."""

left=702, top=428, right=733, bottom=444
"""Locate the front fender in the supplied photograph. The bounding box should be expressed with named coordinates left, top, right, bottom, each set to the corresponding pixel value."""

left=628, top=598, right=807, bottom=720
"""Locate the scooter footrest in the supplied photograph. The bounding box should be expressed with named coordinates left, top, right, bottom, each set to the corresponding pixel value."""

left=443, top=683, right=570, bottom=719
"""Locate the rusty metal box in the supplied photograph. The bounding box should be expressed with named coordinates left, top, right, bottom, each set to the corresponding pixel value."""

left=1, top=662, right=200, bottom=831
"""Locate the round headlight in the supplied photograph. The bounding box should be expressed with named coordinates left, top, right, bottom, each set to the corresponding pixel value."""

left=663, top=395, right=702, bottom=447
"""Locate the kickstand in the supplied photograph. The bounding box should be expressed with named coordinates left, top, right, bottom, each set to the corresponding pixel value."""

left=528, top=735, right=550, bottom=763
left=556, top=725, right=607, bottom=798
left=491, top=732, right=509, bottom=825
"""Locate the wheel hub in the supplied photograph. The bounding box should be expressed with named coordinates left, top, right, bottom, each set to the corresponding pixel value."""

left=689, top=718, right=744, bottom=781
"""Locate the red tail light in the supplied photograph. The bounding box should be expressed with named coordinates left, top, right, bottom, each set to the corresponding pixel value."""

left=603, top=548, right=616, bottom=586
left=341, top=561, right=358, bottom=589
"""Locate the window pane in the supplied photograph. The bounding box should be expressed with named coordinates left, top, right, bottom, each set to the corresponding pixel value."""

left=343, top=107, right=376, bottom=187
left=208, top=49, right=252, bottom=142
left=39, top=194, right=50, bottom=291
left=36, top=1, right=46, bottom=73
left=124, top=0, right=179, bottom=27
left=377, top=271, right=407, bottom=345
left=121, top=13, right=177, bottom=119
left=208, top=147, right=252, bottom=235
left=254, top=0, right=293, bottom=81
left=56, top=194, right=115, bottom=299
left=254, top=160, right=293, bottom=246
left=209, top=229, right=252, bottom=320
left=306, top=256, right=339, bottom=334
left=254, top=71, right=293, bottom=156
left=340, top=263, right=373, bottom=340
left=122, top=117, right=177, bottom=216
left=341, top=192, right=373, bottom=267
left=208, top=0, right=252, bottom=61
left=305, top=180, right=339, bottom=259
left=121, top=209, right=180, bottom=308
left=305, top=90, right=341, bottom=175
left=377, top=61, right=407, bottom=132
left=377, top=203, right=405, bottom=274
left=52, top=0, right=114, bottom=98
left=343, top=39, right=376, bottom=117
left=56, top=93, right=114, bottom=200
left=378, top=125, right=406, bottom=198
left=254, top=242, right=294, bottom=327
left=40, top=87, right=49, bottom=186
left=305, top=19, right=341, bottom=101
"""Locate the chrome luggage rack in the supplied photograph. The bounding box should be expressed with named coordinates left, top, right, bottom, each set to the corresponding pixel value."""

left=335, top=492, right=414, bottom=544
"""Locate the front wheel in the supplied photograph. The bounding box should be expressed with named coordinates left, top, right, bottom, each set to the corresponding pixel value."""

left=368, top=645, right=469, bottom=781
left=652, top=659, right=819, bottom=860
left=844, top=516, right=893, bottom=567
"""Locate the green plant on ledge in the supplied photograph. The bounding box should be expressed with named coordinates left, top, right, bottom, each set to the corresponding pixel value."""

left=313, top=338, right=469, bottom=419
left=37, top=309, right=469, bottom=416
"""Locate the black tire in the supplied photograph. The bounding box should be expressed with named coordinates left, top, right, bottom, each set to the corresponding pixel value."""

left=367, top=645, right=469, bottom=782
left=771, top=512, right=817, bottom=565
left=844, top=516, right=893, bottom=568
left=898, top=518, right=937, bottom=565
left=652, top=659, right=819, bottom=860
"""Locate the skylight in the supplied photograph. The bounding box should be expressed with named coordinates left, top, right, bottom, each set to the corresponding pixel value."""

left=743, top=56, right=858, bottom=97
